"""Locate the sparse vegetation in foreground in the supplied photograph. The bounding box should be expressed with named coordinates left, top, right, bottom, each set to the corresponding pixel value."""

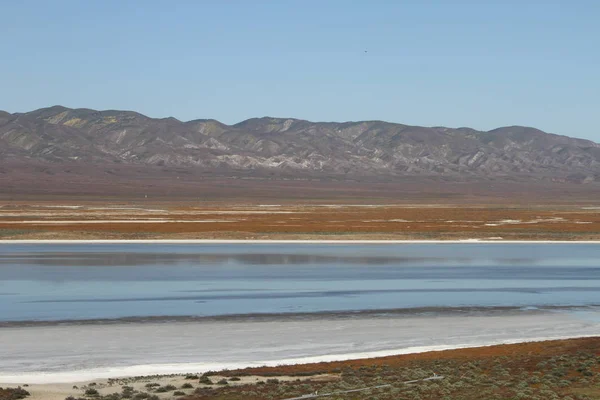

left=178, top=337, right=600, bottom=400
left=0, top=387, right=30, bottom=400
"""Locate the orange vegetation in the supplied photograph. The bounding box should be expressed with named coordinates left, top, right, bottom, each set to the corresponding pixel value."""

left=1, top=202, right=600, bottom=240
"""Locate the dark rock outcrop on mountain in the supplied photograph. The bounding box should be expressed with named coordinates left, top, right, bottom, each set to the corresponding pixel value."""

left=1, top=106, right=599, bottom=183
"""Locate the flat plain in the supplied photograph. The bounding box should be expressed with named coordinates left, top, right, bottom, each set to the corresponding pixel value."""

left=1, top=201, right=600, bottom=241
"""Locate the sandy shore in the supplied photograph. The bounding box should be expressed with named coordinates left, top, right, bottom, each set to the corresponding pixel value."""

left=6, top=373, right=337, bottom=400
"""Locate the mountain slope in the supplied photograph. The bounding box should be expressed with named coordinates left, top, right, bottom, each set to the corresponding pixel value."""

left=1, top=106, right=599, bottom=183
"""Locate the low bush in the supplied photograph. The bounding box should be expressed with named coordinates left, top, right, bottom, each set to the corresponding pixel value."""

left=84, top=388, right=99, bottom=396
left=0, top=387, right=30, bottom=400
left=155, top=384, right=176, bottom=393
left=144, top=383, right=159, bottom=389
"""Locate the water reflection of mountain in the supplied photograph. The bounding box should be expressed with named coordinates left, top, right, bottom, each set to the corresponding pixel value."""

left=0, top=253, right=453, bottom=266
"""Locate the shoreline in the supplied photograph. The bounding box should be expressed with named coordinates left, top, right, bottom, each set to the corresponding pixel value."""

left=3, top=239, right=600, bottom=244
left=2, top=334, right=599, bottom=385
left=0, top=304, right=595, bottom=327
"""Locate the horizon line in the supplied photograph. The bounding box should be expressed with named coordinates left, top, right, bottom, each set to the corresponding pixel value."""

left=1, top=104, right=575, bottom=139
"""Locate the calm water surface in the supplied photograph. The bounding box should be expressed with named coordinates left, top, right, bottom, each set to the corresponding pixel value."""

left=1, top=243, right=600, bottom=322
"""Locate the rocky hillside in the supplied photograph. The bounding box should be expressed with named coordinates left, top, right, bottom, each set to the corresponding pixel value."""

left=1, top=106, right=599, bottom=182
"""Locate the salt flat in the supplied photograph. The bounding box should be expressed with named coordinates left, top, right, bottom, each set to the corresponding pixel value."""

left=1, top=310, right=599, bottom=384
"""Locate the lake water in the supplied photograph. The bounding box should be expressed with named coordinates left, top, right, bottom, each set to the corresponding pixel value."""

left=1, top=243, right=600, bottom=382
left=2, top=243, right=600, bottom=321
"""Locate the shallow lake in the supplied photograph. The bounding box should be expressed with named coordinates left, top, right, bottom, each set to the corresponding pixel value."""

left=1, top=243, right=600, bottom=382
left=1, top=243, right=600, bottom=321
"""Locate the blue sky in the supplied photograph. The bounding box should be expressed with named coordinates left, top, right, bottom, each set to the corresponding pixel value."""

left=1, top=0, right=598, bottom=140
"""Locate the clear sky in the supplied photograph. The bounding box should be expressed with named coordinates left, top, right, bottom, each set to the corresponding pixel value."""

left=1, top=0, right=598, bottom=141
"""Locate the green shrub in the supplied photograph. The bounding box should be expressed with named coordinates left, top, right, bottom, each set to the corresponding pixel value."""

left=0, top=387, right=31, bottom=400
left=154, top=384, right=176, bottom=392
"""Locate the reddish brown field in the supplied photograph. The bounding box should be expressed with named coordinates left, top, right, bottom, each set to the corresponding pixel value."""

left=226, top=337, right=600, bottom=377
left=1, top=201, right=599, bottom=240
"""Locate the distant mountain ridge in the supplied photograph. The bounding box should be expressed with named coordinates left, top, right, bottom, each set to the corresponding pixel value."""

left=1, top=106, right=599, bottom=183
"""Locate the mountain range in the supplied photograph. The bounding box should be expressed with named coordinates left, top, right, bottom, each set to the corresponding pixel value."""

left=1, top=106, right=600, bottom=198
